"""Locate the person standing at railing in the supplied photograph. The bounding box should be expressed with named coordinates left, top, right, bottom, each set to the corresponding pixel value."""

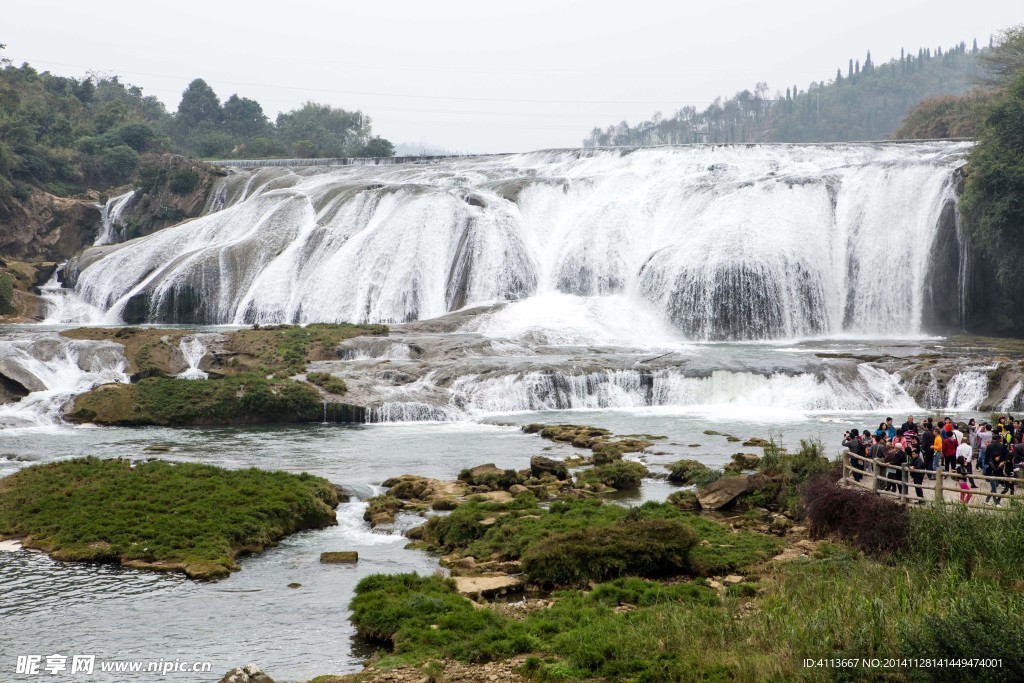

left=956, top=437, right=976, bottom=488
left=985, top=454, right=1003, bottom=506
left=955, top=456, right=972, bottom=505
left=920, top=423, right=936, bottom=478
left=999, top=455, right=1016, bottom=498
left=842, top=429, right=866, bottom=482
left=933, top=429, right=944, bottom=472
left=868, top=434, right=886, bottom=480
left=891, top=445, right=909, bottom=496
left=909, top=448, right=926, bottom=500
left=941, top=430, right=959, bottom=472
left=977, top=422, right=993, bottom=470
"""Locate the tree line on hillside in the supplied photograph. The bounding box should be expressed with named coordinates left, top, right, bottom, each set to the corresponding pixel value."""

left=0, top=46, right=394, bottom=215
left=957, top=26, right=1024, bottom=334
left=584, top=40, right=987, bottom=146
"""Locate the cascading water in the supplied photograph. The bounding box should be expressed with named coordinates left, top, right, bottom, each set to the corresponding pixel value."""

left=39, top=265, right=106, bottom=324
left=944, top=371, right=989, bottom=410
left=176, top=336, right=209, bottom=380
left=0, top=335, right=129, bottom=427
left=93, top=190, right=136, bottom=246
left=60, top=143, right=969, bottom=340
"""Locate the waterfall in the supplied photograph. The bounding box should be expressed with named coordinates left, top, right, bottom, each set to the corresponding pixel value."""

left=944, top=371, right=989, bottom=410
left=361, top=363, right=918, bottom=422
left=176, top=336, right=209, bottom=380
left=93, top=191, right=136, bottom=246
left=39, top=264, right=106, bottom=324
left=0, top=335, right=129, bottom=428
left=64, top=142, right=969, bottom=340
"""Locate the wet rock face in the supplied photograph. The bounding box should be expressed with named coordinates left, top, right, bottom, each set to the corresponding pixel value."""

left=0, top=189, right=101, bottom=262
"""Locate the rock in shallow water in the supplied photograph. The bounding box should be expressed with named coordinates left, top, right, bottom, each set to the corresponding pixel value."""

left=218, top=664, right=274, bottom=683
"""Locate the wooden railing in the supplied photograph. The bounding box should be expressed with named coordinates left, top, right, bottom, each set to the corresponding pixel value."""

left=841, top=450, right=1023, bottom=511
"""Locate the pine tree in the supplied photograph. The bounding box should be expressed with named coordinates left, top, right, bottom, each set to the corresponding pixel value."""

left=849, top=59, right=854, bottom=78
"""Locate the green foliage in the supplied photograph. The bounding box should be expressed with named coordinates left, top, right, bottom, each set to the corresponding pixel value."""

left=422, top=498, right=780, bottom=581
left=575, top=460, right=648, bottom=490
left=893, top=90, right=992, bottom=139
left=0, top=271, right=14, bottom=314
left=0, top=61, right=170, bottom=202
left=167, top=168, right=200, bottom=194
left=0, top=457, right=338, bottom=579
left=522, top=518, right=697, bottom=586
left=226, top=323, right=387, bottom=376
left=906, top=502, right=1024, bottom=583
left=131, top=373, right=321, bottom=425
left=960, top=69, right=1024, bottom=333
left=305, top=371, right=347, bottom=394
left=585, top=40, right=983, bottom=146
left=357, top=136, right=396, bottom=157
left=900, top=589, right=1024, bottom=681
left=666, top=459, right=721, bottom=486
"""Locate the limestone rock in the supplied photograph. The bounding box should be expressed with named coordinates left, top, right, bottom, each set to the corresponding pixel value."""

left=530, top=455, right=568, bottom=480
left=218, top=664, right=275, bottom=683
left=320, top=551, right=358, bottom=564
left=696, top=473, right=770, bottom=510
left=453, top=574, right=522, bottom=598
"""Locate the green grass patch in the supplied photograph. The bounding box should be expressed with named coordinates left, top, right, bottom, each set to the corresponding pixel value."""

left=68, top=373, right=322, bottom=426
left=227, top=323, right=387, bottom=376
left=522, top=518, right=697, bottom=587
left=306, top=371, right=348, bottom=394
left=422, top=498, right=781, bottom=581
left=0, top=457, right=339, bottom=579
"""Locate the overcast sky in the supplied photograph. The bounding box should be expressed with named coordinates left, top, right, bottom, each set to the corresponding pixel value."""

left=4, top=1, right=1020, bottom=153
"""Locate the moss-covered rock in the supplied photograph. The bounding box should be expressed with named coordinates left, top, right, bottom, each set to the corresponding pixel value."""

left=0, top=457, right=339, bottom=580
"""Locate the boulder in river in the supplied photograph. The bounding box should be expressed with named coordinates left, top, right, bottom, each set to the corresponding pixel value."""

left=530, top=455, right=568, bottom=480
left=218, top=664, right=275, bottom=683
left=320, top=551, right=358, bottom=564
left=697, top=473, right=771, bottom=510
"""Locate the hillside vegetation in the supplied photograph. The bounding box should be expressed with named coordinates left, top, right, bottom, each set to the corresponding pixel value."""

left=585, top=40, right=985, bottom=146
left=0, top=44, right=394, bottom=236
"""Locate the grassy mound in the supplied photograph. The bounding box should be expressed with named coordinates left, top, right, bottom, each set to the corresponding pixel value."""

left=68, top=372, right=322, bottom=425
left=521, top=518, right=697, bottom=587
left=421, top=497, right=781, bottom=583
left=575, top=460, right=648, bottom=490
left=0, top=457, right=339, bottom=579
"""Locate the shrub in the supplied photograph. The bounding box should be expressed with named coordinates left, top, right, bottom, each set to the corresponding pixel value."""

left=306, top=371, right=348, bottom=394
left=802, top=471, right=910, bottom=556
left=521, top=518, right=698, bottom=587
left=168, top=168, right=200, bottom=194
left=667, top=459, right=721, bottom=486
left=0, top=271, right=14, bottom=314
left=99, top=144, right=140, bottom=182
left=907, top=501, right=1024, bottom=582
left=900, top=589, right=1024, bottom=682
left=576, top=460, right=648, bottom=490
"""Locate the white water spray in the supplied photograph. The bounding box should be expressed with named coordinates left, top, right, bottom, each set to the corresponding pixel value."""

left=64, top=143, right=969, bottom=340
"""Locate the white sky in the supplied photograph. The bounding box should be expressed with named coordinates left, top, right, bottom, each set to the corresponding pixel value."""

left=4, top=0, right=1020, bottom=153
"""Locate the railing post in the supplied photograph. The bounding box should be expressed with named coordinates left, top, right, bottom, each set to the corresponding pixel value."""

left=934, top=468, right=943, bottom=505
left=843, top=450, right=850, bottom=485
left=872, top=458, right=881, bottom=495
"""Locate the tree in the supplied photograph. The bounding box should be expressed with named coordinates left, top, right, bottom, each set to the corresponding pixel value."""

left=275, top=101, right=371, bottom=157
left=356, top=136, right=395, bottom=157
left=222, top=94, right=268, bottom=139
left=980, top=25, right=1024, bottom=86
left=175, top=79, right=221, bottom=136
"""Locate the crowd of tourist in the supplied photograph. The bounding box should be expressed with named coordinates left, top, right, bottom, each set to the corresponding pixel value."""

left=842, top=415, right=1024, bottom=505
